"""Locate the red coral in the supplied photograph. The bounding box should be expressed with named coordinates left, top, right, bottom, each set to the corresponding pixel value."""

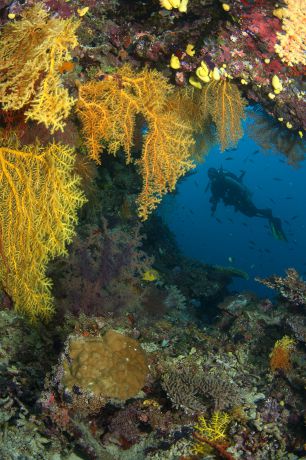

left=242, top=11, right=281, bottom=52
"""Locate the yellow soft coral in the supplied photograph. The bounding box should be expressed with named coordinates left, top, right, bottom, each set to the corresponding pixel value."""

left=77, top=66, right=195, bottom=220
left=0, top=3, right=79, bottom=133
left=193, top=411, right=231, bottom=456
left=274, top=0, right=306, bottom=66
left=200, top=79, right=246, bottom=151
left=0, top=136, right=86, bottom=320
left=160, top=0, right=189, bottom=13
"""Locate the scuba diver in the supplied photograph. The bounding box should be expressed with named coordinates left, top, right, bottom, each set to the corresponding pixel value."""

left=206, top=167, right=287, bottom=241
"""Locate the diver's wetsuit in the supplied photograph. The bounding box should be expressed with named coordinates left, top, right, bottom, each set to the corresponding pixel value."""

left=207, top=168, right=287, bottom=241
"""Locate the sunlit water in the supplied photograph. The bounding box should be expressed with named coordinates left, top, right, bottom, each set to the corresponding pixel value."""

left=159, top=108, right=306, bottom=298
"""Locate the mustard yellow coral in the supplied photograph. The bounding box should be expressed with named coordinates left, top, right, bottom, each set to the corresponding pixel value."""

left=77, top=66, right=195, bottom=220
left=274, top=0, right=306, bottom=66
left=160, top=0, right=189, bottom=13
left=0, top=3, right=79, bottom=133
left=270, top=336, right=296, bottom=372
left=0, top=137, right=86, bottom=320
left=193, top=411, right=231, bottom=455
left=200, top=79, right=246, bottom=152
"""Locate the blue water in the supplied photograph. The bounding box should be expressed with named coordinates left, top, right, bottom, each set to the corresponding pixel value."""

left=159, top=108, right=306, bottom=298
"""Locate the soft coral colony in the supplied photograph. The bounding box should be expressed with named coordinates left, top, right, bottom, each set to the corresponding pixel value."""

left=0, top=2, right=245, bottom=319
left=0, top=2, right=305, bottom=459
left=0, top=0, right=304, bottom=322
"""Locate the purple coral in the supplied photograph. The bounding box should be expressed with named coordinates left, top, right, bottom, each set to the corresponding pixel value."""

left=52, top=219, right=153, bottom=317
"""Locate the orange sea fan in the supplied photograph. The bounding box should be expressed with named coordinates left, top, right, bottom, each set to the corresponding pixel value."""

left=199, top=80, right=246, bottom=152
left=270, top=336, right=296, bottom=372
left=77, top=66, right=195, bottom=220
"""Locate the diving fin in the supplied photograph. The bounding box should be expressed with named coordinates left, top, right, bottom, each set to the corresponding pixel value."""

left=269, top=217, right=287, bottom=242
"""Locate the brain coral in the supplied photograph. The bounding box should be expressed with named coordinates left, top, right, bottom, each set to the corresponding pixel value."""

left=63, top=330, right=148, bottom=400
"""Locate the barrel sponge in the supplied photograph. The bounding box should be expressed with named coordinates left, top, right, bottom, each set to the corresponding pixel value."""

left=63, top=330, right=148, bottom=400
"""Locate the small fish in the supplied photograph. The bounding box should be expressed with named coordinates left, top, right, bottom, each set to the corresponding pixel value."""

left=264, top=248, right=271, bottom=253
left=252, top=150, right=259, bottom=155
left=273, top=177, right=282, bottom=181
left=225, top=156, right=233, bottom=160
left=285, top=196, right=293, bottom=199
left=242, top=222, right=248, bottom=227
left=269, top=198, right=276, bottom=203
left=216, top=217, right=222, bottom=223
left=228, top=256, right=234, bottom=263
left=228, top=218, right=234, bottom=223
left=291, top=215, right=298, bottom=220
left=249, top=240, right=256, bottom=245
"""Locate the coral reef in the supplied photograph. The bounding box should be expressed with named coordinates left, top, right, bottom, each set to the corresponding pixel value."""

left=62, top=330, right=148, bottom=400
left=256, top=268, right=306, bottom=308
left=161, top=363, right=240, bottom=413
left=51, top=219, right=153, bottom=317
left=0, top=1, right=305, bottom=458
left=0, top=137, right=86, bottom=320
left=270, top=335, right=296, bottom=372
left=274, top=0, right=306, bottom=66
left=199, top=79, right=246, bottom=152
left=77, top=65, right=195, bottom=220
left=193, top=411, right=232, bottom=457
left=0, top=3, right=79, bottom=132
left=0, top=278, right=305, bottom=458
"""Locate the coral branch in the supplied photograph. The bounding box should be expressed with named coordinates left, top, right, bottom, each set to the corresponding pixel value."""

left=0, top=3, right=79, bottom=133
left=77, top=66, right=195, bottom=220
left=0, top=138, right=86, bottom=320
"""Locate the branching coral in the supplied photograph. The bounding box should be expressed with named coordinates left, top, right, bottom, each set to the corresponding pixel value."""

left=193, top=412, right=232, bottom=458
left=256, top=268, right=306, bottom=307
left=77, top=65, right=195, bottom=220
left=0, top=3, right=79, bottom=133
left=199, top=80, right=246, bottom=152
left=161, top=364, right=240, bottom=413
left=274, top=0, right=306, bottom=66
left=270, top=336, right=296, bottom=372
left=0, top=136, right=86, bottom=320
